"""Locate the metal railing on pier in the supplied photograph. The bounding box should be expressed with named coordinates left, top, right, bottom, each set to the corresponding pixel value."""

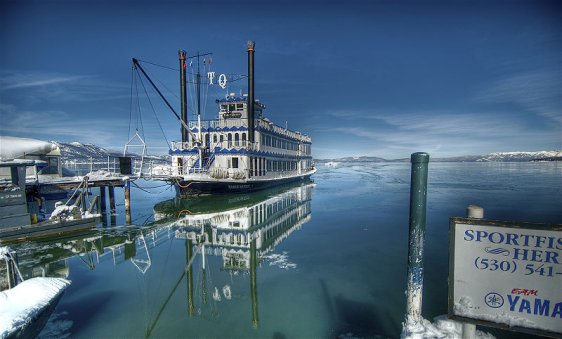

left=62, top=157, right=171, bottom=179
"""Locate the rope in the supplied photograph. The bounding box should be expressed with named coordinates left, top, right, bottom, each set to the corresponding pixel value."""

left=177, top=209, right=193, bottom=218
left=6, top=252, right=25, bottom=282
left=175, top=179, right=192, bottom=189
left=131, top=181, right=172, bottom=195
left=64, top=177, right=87, bottom=206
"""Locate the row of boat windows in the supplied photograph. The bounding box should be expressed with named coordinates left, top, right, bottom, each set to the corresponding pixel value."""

left=261, top=134, right=299, bottom=151
left=218, top=104, right=263, bottom=115
left=227, top=156, right=300, bottom=175
left=220, top=104, right=245, bottom=112
left=250, top=198, right=299, bottom=227
left=189, top=132, right=309, bottom=154
left=262, top=214, right=299, bottom=240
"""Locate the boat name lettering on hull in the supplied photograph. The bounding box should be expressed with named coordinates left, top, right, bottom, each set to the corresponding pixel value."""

left=228, top=184, right=252, bottom=190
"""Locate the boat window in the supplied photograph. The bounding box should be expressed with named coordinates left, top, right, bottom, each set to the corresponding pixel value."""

left=228, top=104, right=235, bottom=112
left=236, top=103, right=244, bottom=110
left=242, top=133, right=246, bottom=141
left=232, top=157, right=238, bottom=168
left=213, top=135, right=217, bottom=143
left=220, top=104, right=227, bottom=111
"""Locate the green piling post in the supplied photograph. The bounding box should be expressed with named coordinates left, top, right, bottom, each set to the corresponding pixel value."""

left=405, top=152, right=429, bottom=324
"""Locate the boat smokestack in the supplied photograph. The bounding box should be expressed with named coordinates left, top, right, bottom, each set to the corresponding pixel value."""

left=247, top=40, right=255, bottom=144
left=179, top=50, right=188, bottom=143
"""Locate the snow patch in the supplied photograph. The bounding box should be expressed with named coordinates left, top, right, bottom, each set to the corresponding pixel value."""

left=262, top=251, right=297, bottom=270
left=222, top=285, right=231, bottom=300
left=0, top=277, right=71, bottom=338
left=0, top=247, right=9, bottom=259
left=454, top=297, right=536, bottom=328
left=401, top=315, right=495, bottom=339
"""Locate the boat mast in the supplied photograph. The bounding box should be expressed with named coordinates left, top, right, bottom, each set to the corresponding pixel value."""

left=184, top=51, right=211, bottom=169
left=197, top=52, right=203, bottom=169
left=179, top=50, right=188, bottom=144
left=247, top=41, right=255, bottom=144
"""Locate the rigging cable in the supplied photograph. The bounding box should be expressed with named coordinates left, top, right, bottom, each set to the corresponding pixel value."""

left=202, top=60, right=210, bottom=122
left=187, top=61, right=196, bottom=123
left=135, top=59, right=178, bottom=72
left=134, top=70, right=143, bottom=135
left=134, top=71, right=147, bottom=142
left=136, top=69, right=171, bottom=149
left=128, top=65, right=135, bottom=140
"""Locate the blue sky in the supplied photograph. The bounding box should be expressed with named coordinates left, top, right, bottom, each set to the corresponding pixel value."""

left=0, top=0, right=560, bottom=159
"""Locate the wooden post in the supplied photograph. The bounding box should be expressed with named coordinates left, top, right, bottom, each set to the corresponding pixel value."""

left=124, top=178, right=131, bottom=225
left=100, top=187, right=107, bottom=213
left=461, top=205, right=483, bottom=338
left=108, top=186, right=116, bottom=215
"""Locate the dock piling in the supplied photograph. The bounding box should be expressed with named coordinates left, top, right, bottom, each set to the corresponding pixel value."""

left=100, top=187, right=107, bottom=214
left=124, top=178, right=131, bottom=225
left=108, top=186, right=116, bottom=215
left=405, top=152, right=429, bottom=324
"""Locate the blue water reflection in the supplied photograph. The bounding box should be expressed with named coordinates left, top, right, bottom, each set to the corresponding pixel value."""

left=5, top=162, right=561, bottom=338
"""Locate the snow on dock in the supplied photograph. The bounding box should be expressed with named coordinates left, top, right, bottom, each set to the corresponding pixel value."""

left=401, top=315, right=495, bottom=339
left=0, top=277, right=70, bottom=338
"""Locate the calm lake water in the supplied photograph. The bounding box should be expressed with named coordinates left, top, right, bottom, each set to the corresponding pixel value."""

left=8, top=162, right=562, bottom=338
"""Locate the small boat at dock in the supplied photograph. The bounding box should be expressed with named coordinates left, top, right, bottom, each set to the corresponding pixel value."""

left=0, top=161, right=99, bottom=244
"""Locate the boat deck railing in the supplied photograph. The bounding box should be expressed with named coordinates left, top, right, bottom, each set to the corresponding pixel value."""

left=179, top=167, right=316, bottom=182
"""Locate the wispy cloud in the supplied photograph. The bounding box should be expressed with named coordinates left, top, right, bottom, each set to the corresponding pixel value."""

left=0, top=103, right=128, bottom=145
left=476, top=70, right=561, bottom=124
left=316, top=109, right=559, bottom=158
left=0, top=73, right=93, bottom=90
left=0, top=70, right=129, bottom=102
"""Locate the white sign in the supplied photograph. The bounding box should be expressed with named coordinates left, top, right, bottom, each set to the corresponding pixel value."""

left=449, top=218, right=562, bottom=336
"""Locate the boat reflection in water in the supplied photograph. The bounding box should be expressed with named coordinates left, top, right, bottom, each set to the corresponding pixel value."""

left=153, top=181, right=314, bottom=329
left=7, top=181, right=314, bottom=337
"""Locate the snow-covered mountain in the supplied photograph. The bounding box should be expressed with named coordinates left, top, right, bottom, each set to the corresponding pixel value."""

left=316, top=156, right=387, bottom=163
left=317, top=150, right=562, bottom=164
left=475, top=151, right=562, bottom=162
left=51, top=141, right=561, bottom=164
left=53, top=141, right=169, bottom=164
